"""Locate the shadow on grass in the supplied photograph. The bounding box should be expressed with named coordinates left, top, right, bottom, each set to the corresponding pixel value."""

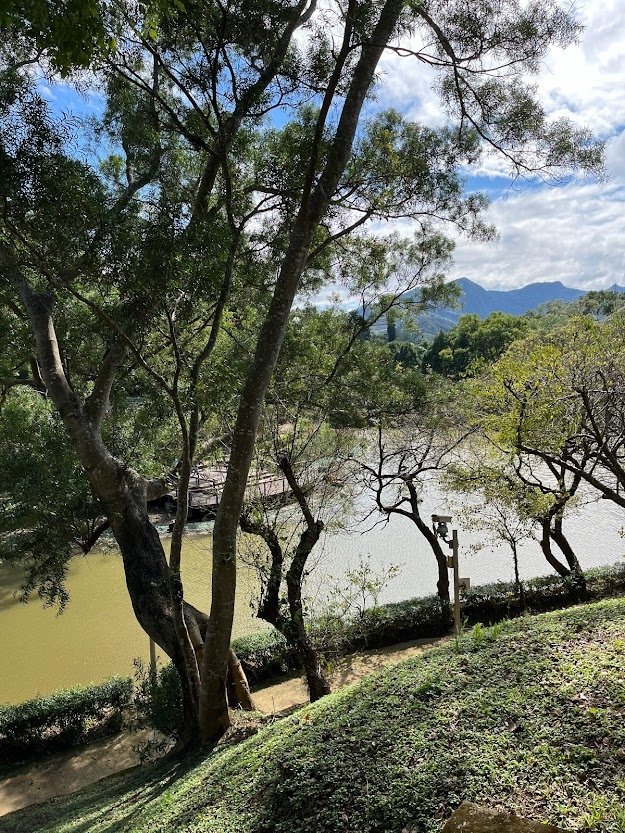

left=0, top=749, right=207, bottom=833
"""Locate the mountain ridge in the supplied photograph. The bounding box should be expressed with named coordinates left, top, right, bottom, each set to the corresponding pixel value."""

left=410, top=277, right=625, bottom=337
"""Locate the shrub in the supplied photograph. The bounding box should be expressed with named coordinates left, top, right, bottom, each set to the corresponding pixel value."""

left=232, top=630, right=300, bottom=681
left=134, top=565, right=625, bottom=738
left=133, top=661, right=183, bottom=738
left=17, top=565, right=624, bottom=744
left=0, top=677, right=133, bottom=766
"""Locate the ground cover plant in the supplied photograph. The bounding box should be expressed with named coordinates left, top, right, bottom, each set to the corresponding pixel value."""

left=3, top=596, right=624, bottom=833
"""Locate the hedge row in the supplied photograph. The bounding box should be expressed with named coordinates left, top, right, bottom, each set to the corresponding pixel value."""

left=232, top=563, right=625, bottom=684
left=134, top=564, right=625, bottom=737
left=6, top=564, right=625, bottom=750
left=0, top=676, right=133, bottom=767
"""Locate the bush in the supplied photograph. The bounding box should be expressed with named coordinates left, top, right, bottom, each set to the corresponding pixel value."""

left=232, top=630, right=300, bottom=681
left=23, top=565, right=625, bottom=744
left=134, top=564, right=625, bottom=738
left=133, top=661, right=183, bottom=738
left=0, top=677, right=133, bottom=766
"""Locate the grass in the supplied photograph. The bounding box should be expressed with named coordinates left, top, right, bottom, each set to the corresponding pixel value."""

left=2, top=597, right=625, bottom=833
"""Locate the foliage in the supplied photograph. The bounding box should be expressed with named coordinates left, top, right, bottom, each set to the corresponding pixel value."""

left=133, top=661, right=184, bottom=739
left=0, top=390, right=99, bottom=607
left=323, top=555, right=402, bottom=620
left=0, top=677, right=132, bottom=766
left=470, top=313, right=625, bottom=509
left=528, top=290, right=625, bottom=329
left=5, top=597, right=625, bottom=833
left=0, top=0, right=607, bottom=739
left=421, top=311, right=531, bottom=378
left=0, top=0, right=107, bottom=73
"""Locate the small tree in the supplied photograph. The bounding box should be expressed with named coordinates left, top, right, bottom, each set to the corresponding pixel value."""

left=446, top=461, right=536, bottom=607
left=240, top=418, right=357, bottom=701
left=361, top=394, right=471, bottom=625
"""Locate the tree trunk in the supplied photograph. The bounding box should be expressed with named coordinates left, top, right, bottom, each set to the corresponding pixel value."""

left=228, top=649, right=257, bottom=710
left=551, top=517, right=587, bottom=597
left=102, top=474, right=205, bottom=742
left=200, top=0, right=405, bottom=740
left=539, top=517, right=570, bottom=577
left=294, top=629, right=331, bottom=701
left=285, top=520, right=331, bottom=702
left=511, top=542, right=526, bottom=611
left=411, top=513, right=452, bottom=628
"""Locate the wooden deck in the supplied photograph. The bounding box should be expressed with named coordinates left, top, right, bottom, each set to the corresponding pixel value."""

left=160, top=462, right=290, bottom=519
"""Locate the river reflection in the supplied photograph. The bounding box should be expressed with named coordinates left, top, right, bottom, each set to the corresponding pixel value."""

left=1, top=486, right=623, bottom=704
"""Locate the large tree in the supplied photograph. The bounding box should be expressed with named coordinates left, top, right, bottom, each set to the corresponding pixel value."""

left=0, top=0, right=602, bottom=745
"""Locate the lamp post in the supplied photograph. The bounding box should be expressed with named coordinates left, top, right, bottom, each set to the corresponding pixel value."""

left=432, top=514, right=465, bottom=635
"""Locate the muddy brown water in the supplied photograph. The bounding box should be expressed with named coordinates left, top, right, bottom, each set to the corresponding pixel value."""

left=0, top=534, right=267, bottom=705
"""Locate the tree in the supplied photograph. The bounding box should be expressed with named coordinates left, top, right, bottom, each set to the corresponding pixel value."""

left=445, top=444, right=585, bottom=604
left=360, top=396, right=471, bottom=624
left=451, top=469, right=535, bottom=608
left=421, top=312, right=531, bottom=378
left=475, top=315, right=625, bottom=511
left=240, top=420, right=356, bottom=701
left=1, top=0, right=602, bottom=745
left=507, top=453, right=586, bottom=591
left=444, top=404, right=587, bottom=589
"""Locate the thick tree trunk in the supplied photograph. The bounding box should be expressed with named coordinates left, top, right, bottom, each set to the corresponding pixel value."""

left=293, top=627, right=331, bottom=702
left=101, top=474, right=205, bottom=742
left=228, top=649, right=257, bottom=710
left=411, top=513, right=452, bottom=628
left=282, top=482, right=331, bottom=702
left=551, top=516, right=586, bottom=587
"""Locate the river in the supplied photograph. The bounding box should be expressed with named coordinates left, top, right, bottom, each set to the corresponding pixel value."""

left=1, top=488, right=623, bottom=704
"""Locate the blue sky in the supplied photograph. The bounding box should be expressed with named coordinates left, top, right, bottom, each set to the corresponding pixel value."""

left=41, top=0, right=625, bottom=293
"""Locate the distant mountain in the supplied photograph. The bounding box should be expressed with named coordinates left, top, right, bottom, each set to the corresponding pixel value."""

left=454, top=277, right=586, bottom=316
left=408, top=278, right=625, bottom=339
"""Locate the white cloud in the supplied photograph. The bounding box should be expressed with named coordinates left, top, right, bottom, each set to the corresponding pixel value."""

left=374, top=0, right=625, bottom=291
left=449, top=177, right=625, bottom=289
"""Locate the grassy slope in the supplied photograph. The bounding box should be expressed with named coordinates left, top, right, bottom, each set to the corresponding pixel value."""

left=3, top=598, right=625, bottom=833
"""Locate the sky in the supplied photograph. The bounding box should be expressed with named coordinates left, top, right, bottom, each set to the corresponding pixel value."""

left=376, top=0, right=625, bottom=290
left=42, top=0, right=625, bottom=294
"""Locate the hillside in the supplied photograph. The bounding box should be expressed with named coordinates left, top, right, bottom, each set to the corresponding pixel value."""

left=3, top=597, right=625, bottom=833
left=393, top=278, right=625, bottom=338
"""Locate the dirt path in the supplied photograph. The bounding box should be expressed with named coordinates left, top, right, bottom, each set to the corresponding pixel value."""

left=0, top=636, right=442, bottom=818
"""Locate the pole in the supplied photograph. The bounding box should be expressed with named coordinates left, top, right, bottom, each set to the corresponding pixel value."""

left=149, top=637, right=157, bottom=684
left=451, top=528, right=460, bottom=635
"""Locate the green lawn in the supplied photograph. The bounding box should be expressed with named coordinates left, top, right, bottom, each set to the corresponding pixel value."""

left=3, top=598, right=625, bottom=833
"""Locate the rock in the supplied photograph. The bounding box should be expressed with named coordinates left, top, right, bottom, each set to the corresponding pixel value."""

left=442, top=802, right=566, bottom=832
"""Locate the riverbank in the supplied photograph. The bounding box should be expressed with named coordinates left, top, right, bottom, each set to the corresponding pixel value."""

left=3, top=597, right=624, bottom=833
left=0, top=637, right=442, bottom=818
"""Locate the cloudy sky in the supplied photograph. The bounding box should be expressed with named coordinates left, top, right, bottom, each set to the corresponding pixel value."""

left=377, top=0, right=625, bottom=290
left=43, top=0, right=624, bottom=293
